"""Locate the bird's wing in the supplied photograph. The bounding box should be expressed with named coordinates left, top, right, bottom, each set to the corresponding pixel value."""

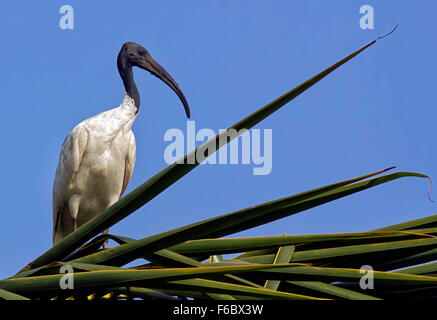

left=120, top=131, right=136, bottom=197
left=52, top=125, right=89, bottom=235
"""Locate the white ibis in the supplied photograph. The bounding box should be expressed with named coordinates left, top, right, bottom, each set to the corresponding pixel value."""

left=52, top=42, right=190, bottom=247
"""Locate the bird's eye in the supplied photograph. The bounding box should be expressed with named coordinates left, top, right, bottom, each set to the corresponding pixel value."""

left=138, top=49, right=146, bottom=56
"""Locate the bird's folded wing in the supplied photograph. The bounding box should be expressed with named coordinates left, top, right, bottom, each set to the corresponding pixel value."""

left=52, top=125, right=89, bottom=231
left=59, top=125, right=89, bottom=188
left=121, top=131, right=136, bottom=197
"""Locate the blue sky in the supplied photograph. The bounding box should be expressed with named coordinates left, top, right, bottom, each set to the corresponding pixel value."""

left=0, top=1, right=435, bottom=278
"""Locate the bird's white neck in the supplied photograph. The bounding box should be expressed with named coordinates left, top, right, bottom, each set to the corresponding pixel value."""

left=120, top=93, right=138, bottom=115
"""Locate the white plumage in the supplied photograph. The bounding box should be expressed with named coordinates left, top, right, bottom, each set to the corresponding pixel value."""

left=52, top=94, right=136, bottom=245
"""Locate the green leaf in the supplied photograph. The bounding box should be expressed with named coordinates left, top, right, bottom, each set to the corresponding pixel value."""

left=290, top=238, right=437, bottom=264
left=159, top=278, right=327, bottom=300
left=264, top=245, right=295, bottom=290
left=238, top=238, right=437, bottom=271
left=169, top=228, right=437, bottom=256
left=286, top=281, right=381, bottom=300
left=248, top=265, right=437, bottom=285
left=143, top=249, right=266, bottom=295
left=143, top=249, right=202, bottom=268
left=66, top=234, right=134, bottom=261
left=374, top=247, right=437, bottom=271
left=238, top=255, right=276, bottom=264
left=12, top=261, right=126, bottom=279
left=376, top=214, right=437, bottom=232
left=394, top=261, right=437, bottom=275
left=3, top=264, right=292, bottom=294
left=0, top=288, right=29, bottom=300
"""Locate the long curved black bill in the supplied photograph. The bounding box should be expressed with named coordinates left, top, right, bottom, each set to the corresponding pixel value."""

left=139, top=55, right=191, bottom=118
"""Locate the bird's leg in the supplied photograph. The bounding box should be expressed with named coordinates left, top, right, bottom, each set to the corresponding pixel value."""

left=101, top=197, right=120, bottom=249
left=102, top=229, right=109, bottom=249
left=68, top=195, right=81, bottom=235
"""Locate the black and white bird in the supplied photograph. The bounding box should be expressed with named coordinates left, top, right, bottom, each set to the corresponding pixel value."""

left=52, top=42, right=190, bottom=247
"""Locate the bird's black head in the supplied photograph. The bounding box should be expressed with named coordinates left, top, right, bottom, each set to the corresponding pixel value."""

left=120, top=42, right=149, bottom=67
left=117, top=42, right=190, bottom=118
